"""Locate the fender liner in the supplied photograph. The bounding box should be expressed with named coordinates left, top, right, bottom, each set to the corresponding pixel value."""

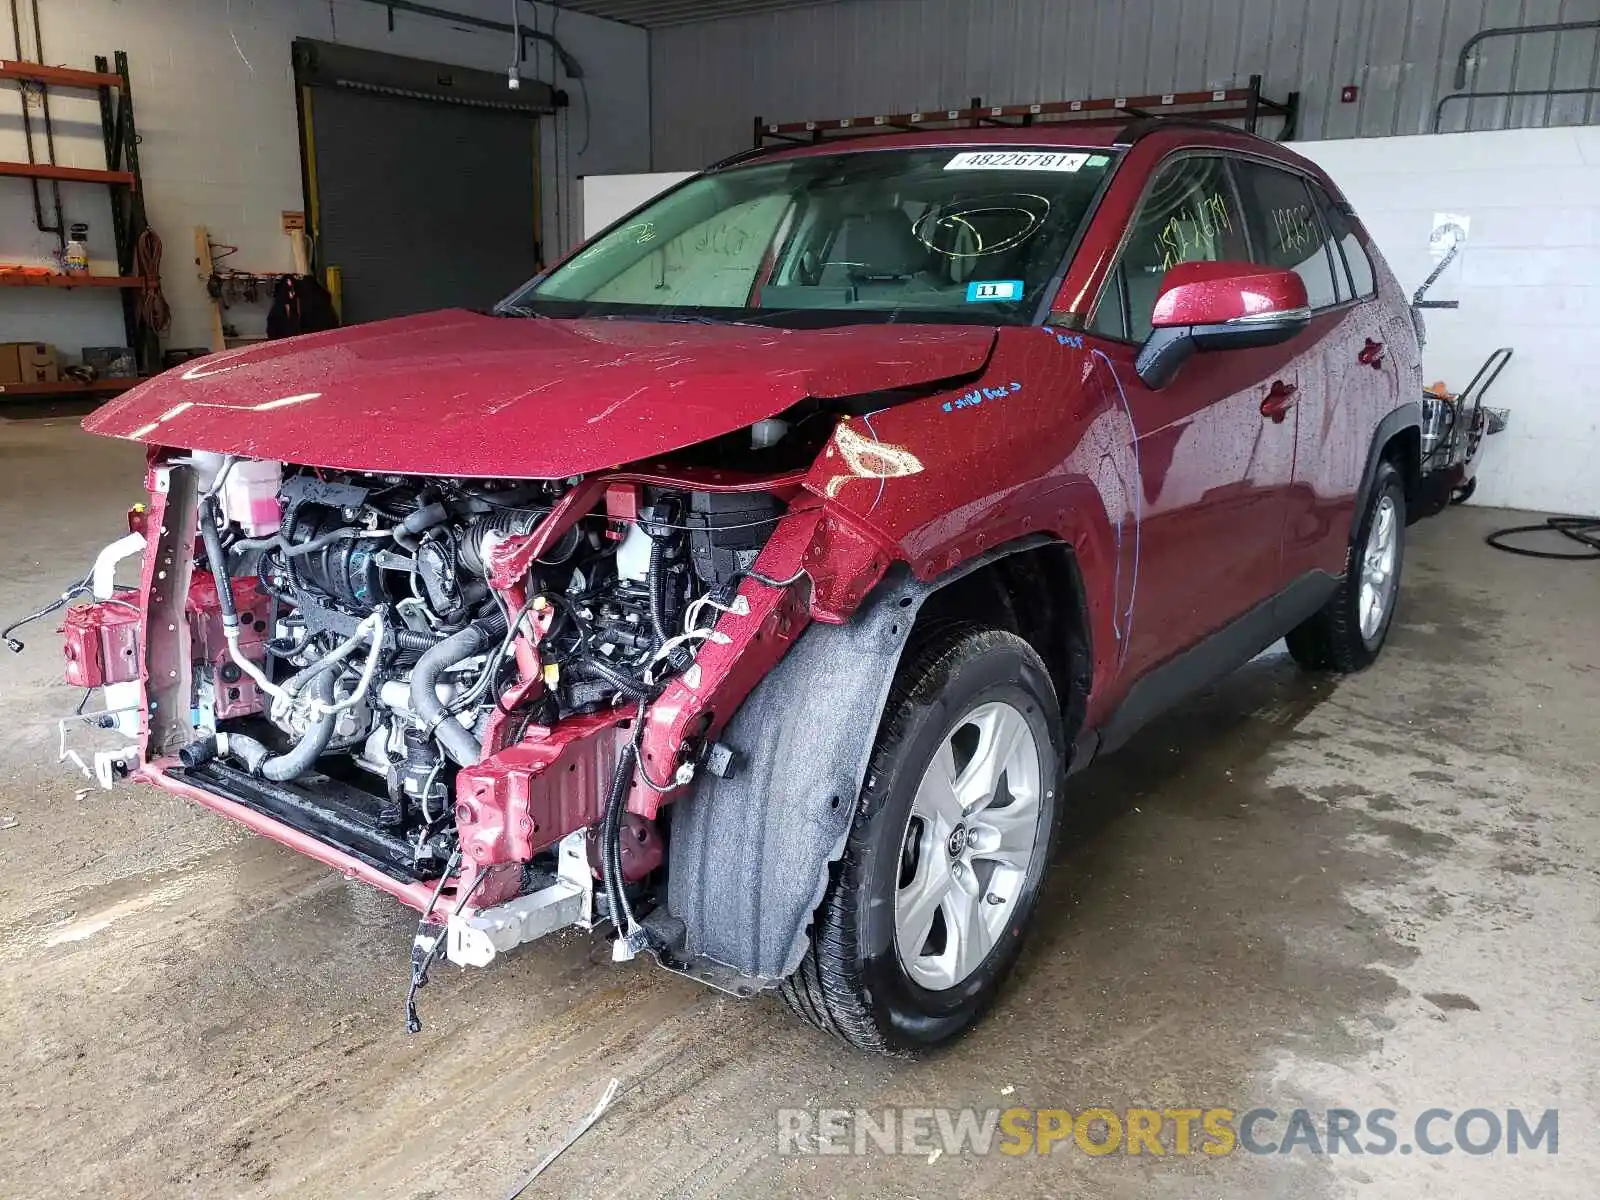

left=664, top=536, right=1059, bottom=986
left=1355, top=401, right=1422, bottom=529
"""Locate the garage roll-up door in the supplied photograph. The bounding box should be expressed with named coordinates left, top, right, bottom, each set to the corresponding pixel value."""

left=295, top=40, right=556, bottom=325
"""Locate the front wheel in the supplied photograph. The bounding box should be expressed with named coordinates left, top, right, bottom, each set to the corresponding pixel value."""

left=780, top=624, right=1063, bottom=1054
left=1286, top=459, right=1406, bottom=672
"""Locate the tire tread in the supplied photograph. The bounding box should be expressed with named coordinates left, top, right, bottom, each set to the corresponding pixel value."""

left=1285, top=460, right=1405, bottom=674
left=778, top=621, right=1008, bottom=1054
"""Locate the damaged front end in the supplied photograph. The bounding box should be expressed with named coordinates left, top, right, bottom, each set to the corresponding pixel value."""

left=48, top=442, right=889, bottom=1023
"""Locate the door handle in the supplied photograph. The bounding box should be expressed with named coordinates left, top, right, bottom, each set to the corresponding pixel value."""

left=1359, top=338, right=1386, bottom=369
left=1261, top=380, right=1298, bottom=423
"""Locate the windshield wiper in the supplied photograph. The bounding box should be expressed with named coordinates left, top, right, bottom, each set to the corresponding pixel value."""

left=492, top=302, right=544, bottom=318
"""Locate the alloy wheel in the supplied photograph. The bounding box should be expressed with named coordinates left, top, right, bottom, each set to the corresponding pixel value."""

left=894, top=701, right=1044, bottom=991
left=1360, top=493, right=1399, bottom=641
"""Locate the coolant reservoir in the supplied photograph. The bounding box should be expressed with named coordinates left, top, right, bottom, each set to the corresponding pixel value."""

left=616, top=522, right=654, bottom=583
left=221, top=460, right=283, bottom=535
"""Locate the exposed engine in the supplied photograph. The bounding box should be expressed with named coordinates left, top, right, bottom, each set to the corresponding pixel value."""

left=184, top=462, right=781, bottom=878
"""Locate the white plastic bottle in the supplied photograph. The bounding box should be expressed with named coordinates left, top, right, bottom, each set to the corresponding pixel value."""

left=63, top=222, right=90, bottom=275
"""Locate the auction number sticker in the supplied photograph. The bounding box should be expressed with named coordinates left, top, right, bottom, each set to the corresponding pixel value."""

left=967, top=280, right=1024, bottom=302
left=945, top=151, right=1091, bottom=171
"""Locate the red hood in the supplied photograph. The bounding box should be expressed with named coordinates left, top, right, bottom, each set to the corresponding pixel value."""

left=85, top=310, right=995, bottom=477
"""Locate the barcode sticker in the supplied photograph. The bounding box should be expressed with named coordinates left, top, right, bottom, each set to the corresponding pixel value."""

left=946, top=151, right=1092, bottom=172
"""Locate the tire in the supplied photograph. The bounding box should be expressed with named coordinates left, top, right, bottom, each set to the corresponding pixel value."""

left=1286, top=459, right=1406, bottom=673
left=779, top=623, right=1064, bottom=1055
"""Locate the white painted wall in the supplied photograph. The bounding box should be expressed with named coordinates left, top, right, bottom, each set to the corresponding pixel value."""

left=0, top=0, right=649, bottom=356
left=582, top=172, right=693, bottom=239
left=1299, top=126, right=1600, bottom=516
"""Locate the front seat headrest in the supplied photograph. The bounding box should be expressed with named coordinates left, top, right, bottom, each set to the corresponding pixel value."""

left=828, top=209, right=926, bottom=280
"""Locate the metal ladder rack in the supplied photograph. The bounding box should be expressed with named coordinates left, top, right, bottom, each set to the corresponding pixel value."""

left=755, top=74, right=1299, bottom=148
left=0, top=50, right=154, bottom=397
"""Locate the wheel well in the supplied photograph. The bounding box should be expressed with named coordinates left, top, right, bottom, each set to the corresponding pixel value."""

left=1382, top=424, right=1422, bottom=510
left=915, top=543, right=1093, bottom=740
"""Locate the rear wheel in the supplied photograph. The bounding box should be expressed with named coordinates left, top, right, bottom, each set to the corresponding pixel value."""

left=1286, top=459, right=1406, bottom=672
left=780, top=624, right=1063, bottom=1054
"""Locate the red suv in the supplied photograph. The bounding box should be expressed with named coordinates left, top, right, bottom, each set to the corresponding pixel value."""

left=54, top=120, right=1420, bottom=1053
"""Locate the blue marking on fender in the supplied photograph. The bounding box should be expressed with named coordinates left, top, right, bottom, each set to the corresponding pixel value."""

left=1040, top=326, right=1085, bottom=349
left=942, top=381, right=1022, bottom=413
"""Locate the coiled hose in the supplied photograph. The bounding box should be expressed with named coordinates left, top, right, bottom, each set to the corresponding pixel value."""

left=1486, top=517, right=1600, bottom=560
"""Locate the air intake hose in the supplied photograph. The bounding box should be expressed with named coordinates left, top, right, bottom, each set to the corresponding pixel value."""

left=392, top=628, right=441, bottom=654
left=224, top=669, right=339, bottom=782
left=410, top=608, right=509, bottom=767
left=393, top=500, right=449, bottom=551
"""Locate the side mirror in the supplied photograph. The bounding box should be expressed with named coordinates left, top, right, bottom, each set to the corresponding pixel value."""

left=1135, top=262, right=1312, bottom=389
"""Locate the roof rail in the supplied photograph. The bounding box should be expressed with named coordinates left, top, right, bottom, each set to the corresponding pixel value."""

left=706, top=144, right=778, bottom=172
left=1112, top=115, right=1278, bottom=148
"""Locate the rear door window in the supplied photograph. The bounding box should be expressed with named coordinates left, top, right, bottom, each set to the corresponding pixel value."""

left=1233, top=160, right=1340, bottom=311
left=1312, top=186, right=1377, bottom=300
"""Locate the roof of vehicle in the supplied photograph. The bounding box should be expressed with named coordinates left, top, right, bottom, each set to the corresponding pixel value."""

left=717, top=119, right=1321, bottom=177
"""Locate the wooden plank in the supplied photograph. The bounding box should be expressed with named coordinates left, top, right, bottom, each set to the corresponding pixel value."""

left=196, top=225, right=226, bottom=355
left=0, top=160, right=135, bottom=186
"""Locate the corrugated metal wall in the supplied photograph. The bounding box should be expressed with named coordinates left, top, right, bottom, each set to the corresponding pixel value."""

left=650, top=0, right=1600, bottom=168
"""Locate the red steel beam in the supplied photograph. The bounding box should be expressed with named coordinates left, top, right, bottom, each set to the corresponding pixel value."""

left=0, top=159, right=135, bottom=185
left=0, top=59, right=123, bottom=89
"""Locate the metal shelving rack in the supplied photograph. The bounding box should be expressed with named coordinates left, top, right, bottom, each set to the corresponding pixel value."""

left=755, top=74, right=1299, bottom=147
left=0, top=51, right=153, bottom=399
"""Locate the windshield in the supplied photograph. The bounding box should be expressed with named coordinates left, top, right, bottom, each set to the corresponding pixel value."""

left=506, top=146, right=1115, bottom=326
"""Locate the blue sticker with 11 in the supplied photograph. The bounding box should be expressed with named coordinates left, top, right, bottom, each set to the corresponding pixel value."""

left=966, top=280, right=1024, bottom=303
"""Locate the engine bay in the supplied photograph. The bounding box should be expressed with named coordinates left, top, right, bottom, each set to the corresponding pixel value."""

left=23, top=415, right=888, bottom=1029
left=170, top=457, right=785, bottom=890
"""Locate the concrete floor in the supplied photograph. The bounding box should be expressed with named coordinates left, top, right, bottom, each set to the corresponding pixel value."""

left=1, top=410, right=1596, bottom=1200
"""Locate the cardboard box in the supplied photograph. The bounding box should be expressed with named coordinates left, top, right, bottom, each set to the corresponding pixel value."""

left=0, top=342, right=59, bottom=385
